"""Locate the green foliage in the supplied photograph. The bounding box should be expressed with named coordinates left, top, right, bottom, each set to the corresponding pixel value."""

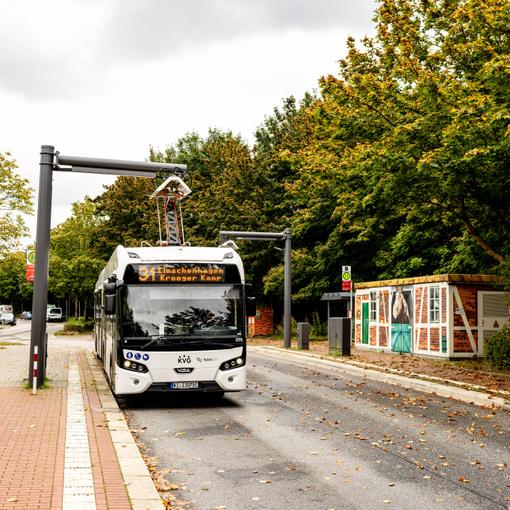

left=0, top=152, right=33, bottom=252
left=50, top=199, right=106, bottom=317
left=150, top=129, right=287, bottom=297
left=91, top=178, right=159, bottom=259
left=283, top=0, right=510, bottom=294
left=484, top=326, right=510, bottom=370
left=60, top=318, right=94, bottom=334
left=0, top=251, right=33, bottom=305
left=309, top=311, right=328, bottom=339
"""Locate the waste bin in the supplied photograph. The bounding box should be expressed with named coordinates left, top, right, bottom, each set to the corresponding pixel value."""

left=297, top=322, right=309, bottom=350
left=328, top=317, right=351, bottom=356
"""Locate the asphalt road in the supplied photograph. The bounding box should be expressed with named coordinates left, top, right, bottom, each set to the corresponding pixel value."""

left=0, top=320, right=92, bottom=351
left=0, top=319, right=33, bottom=341
left=0, top=319, right=62, bottom=342
left=123, top=349, right=510, bottom=510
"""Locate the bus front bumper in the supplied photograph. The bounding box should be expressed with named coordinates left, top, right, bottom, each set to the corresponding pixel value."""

left=114, top=365, right=246, bottom=395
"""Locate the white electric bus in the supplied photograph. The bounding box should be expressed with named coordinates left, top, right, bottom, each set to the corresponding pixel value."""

left=94, top=245, right=254, bottom=396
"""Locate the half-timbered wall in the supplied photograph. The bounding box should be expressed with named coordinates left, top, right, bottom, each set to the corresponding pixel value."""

left=355, top=288, right=392, bottom=350
left=378, top=290, right=390, bottom=347
left=413, top=283, right=448, bottom=356
left=451, top=286, right=479, bottom=356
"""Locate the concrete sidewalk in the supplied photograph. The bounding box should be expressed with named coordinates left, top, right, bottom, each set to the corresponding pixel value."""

left=0, top=337, right=163, bottom=510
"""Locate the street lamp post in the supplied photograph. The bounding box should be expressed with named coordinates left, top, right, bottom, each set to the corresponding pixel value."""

left=28, top=145, right=186, bottom=386
left=219, top=230, right=292, bottom=349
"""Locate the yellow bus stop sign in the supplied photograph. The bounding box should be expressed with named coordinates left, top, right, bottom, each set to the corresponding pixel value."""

left=26, top=250, right=35, bottom=265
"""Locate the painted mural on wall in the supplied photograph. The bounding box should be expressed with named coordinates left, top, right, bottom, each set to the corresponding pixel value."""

left=391, top=288, right=413, bottom=353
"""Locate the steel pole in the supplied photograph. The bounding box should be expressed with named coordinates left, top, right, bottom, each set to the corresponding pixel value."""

left=28, top=145, right=54, bottom=386
left=283, top=228, right=291, bottom=348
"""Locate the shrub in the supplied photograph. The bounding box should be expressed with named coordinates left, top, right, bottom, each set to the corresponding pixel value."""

left=274, top=317, right=297, bottom=338
left=62, top=318, right=94, bottom=334
left=484, top=325, right=510, bottom=370
left=310, top=311, right=327, bottom=339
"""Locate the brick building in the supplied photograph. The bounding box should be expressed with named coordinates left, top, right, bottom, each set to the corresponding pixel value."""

left=248, top=305, right=273, bottom=337
left=354, top=275, right=509, bottom=358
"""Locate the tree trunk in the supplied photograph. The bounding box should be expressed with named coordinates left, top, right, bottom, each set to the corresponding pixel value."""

left=84, top=295, right=88, bottom=321
left=461, top=204, right=505, bottom=264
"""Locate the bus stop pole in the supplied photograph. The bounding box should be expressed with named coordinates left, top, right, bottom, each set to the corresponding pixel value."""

left=28, top=145, right=54, bottom=386
left=283, top=228, right=291, bottom=348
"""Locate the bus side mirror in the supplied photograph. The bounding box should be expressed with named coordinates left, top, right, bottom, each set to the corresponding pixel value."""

left=246, top=296, right=256, bottom=317
left=104, top=282, right=117, bottom=315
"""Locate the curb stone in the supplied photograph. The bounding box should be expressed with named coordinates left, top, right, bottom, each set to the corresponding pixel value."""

left=251, top=346, right=510, bottom=411
left=85, top=351, right=165, bottom=510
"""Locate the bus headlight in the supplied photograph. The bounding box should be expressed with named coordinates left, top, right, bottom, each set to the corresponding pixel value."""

left=220, top=356, right=245, bottom=371
left=122, top=358, right=148, bottom=373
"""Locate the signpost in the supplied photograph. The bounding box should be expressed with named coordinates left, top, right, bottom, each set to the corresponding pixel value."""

left=342, top=265, right=353, bottom=344
left=341, top=266, right=351, bottom=292
left=26, top=249, right=35, bottom=282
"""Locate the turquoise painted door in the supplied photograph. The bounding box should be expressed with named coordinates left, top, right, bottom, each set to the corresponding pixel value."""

left=362, top=302, right=369, bottom=344
left=391, top=323, right=412, bottom=353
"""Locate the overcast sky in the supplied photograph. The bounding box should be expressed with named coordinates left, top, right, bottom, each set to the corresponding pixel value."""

left=0, top=0, right=377, bottom=245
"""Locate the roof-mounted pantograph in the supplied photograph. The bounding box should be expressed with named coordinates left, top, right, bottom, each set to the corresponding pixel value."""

left=150, top=175, right=192, bottom=247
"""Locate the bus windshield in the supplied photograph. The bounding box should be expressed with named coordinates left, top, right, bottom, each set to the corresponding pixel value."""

left=120, top=284, right=243, bottom=349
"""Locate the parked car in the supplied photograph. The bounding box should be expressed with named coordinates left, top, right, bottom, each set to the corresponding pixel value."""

left=46, top=307, right=63, bottom=322
left=20, top=311, right=32, bottom=320
left=0, top=305, right=13, bottom=314
left=0, top=312, right=16, bottom=326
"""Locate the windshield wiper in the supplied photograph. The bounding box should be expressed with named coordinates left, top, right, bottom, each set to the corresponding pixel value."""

left=124, top=334, right=241, bottom=350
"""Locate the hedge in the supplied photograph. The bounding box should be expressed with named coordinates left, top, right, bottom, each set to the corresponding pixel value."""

left=484, top=325, right=510, bottom=370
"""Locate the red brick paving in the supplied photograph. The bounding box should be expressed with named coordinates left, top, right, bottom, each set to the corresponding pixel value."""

left=0, top=387, right=66, bottom=510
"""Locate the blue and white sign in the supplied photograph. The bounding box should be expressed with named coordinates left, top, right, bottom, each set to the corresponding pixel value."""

left=126, top=352, right=133, bottom=359
left=134, top=353, right=141, bottom=360
left=142, top=354, right=150, bottom=361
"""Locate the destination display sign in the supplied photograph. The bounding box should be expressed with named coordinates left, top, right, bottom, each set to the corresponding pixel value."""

left=124, top=263, right=228, bottom=284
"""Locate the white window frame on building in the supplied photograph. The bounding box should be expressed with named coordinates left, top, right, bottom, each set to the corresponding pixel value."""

left=429, top=285, right=440, bottom=323
left=370, top=291, right=377, bottom=321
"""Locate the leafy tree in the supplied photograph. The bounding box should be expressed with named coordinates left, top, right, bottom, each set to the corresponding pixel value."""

left=0, top=251, right=33, bottom=311
left=91, top=177, right=159, bottom=260
left=151, top=129, right=279, bottom=296
left=283, top=0, right=510, bottom=298
left=0, top=152, right=33, bottom=252
left=50, top=199, right=106, bottom=319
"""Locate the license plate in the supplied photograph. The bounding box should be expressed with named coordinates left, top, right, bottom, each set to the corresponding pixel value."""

left=170, top=381, right=199, bottom=390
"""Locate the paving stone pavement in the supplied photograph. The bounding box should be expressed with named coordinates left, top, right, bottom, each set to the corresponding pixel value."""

left=0, top=333, right=163, bottom=509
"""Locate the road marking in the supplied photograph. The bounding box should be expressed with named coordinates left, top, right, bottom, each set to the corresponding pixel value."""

left=63, top=354, right=96, bottom=509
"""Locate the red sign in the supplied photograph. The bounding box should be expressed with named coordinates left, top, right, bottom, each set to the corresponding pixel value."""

left=25, top=264, right=35, bottom=282
left=342, top=280, right=352, bottom=292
